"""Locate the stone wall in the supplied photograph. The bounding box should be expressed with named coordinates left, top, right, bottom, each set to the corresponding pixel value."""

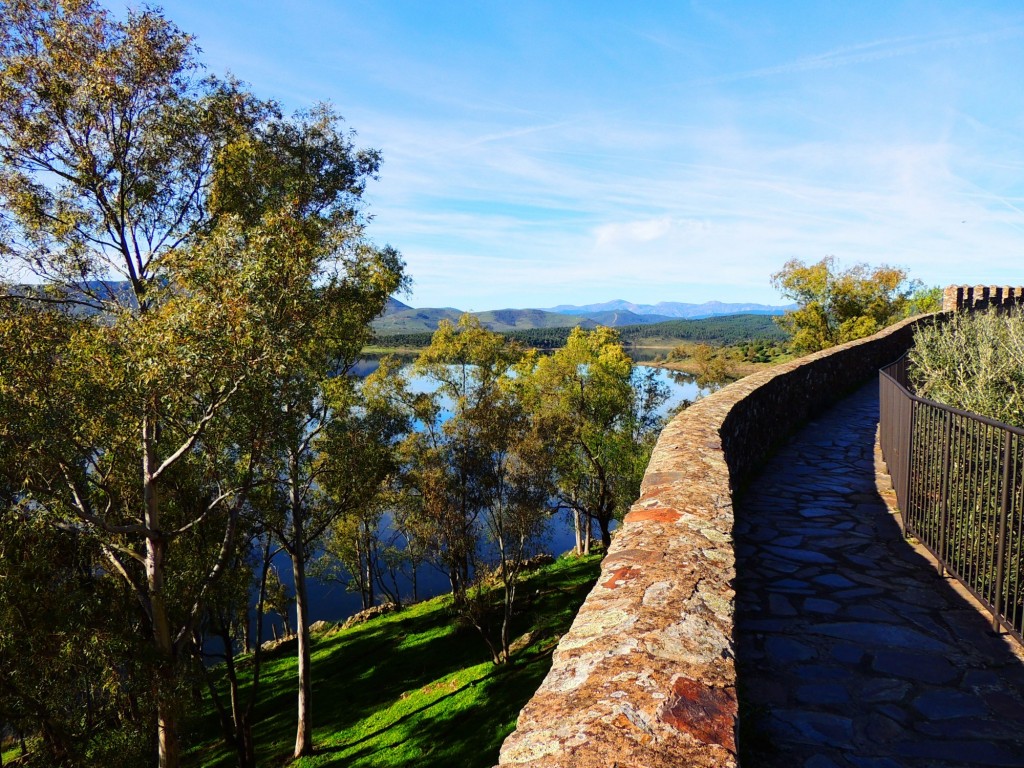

left=942, top=285, right=1024, bottom=312
left=496, top=315, right=931, bottom=768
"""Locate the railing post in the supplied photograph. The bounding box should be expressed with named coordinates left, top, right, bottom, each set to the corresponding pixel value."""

left=936, top=411, right=952, bottom=576
left=992, top=430, right=1013, bottom=633
left=901, top=399, right=916, bottom=535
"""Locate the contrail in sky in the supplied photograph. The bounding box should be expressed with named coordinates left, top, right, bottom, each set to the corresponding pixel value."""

left=703, top=26, right=1024, bottom=84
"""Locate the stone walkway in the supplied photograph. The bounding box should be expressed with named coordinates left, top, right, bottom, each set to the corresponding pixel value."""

left=735, top=383, right=1024, bottom=768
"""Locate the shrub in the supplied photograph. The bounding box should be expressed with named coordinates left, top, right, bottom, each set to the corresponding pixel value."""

left=909, top=308, right=1024, bottom=428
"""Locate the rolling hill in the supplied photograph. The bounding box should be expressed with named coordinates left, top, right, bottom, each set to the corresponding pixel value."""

left=371, top=301, right=723, bottom=334
left=371, top=306, right=670, bottom=334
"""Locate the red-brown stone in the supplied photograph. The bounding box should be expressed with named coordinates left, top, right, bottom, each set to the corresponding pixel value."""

left=657, top=677, right=737, bottom=752
left=624, top=507, right=681, bottom=523
left=601, top=566, right=643, bottom=589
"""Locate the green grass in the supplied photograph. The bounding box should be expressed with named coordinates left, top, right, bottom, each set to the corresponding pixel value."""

left=183, top=552, right=602, bottom=768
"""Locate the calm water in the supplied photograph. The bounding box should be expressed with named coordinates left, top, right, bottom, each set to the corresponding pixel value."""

left=267, top=362, right=705, bottom=634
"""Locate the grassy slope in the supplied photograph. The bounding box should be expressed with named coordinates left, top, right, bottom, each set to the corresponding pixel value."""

left=184, top=553, right=602, bottom=768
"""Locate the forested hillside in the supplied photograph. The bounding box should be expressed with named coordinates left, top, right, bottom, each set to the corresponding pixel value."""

left=372, top=313, right=789, bottom=351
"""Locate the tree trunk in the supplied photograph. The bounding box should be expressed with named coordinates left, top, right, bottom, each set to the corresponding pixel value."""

left=156, top=691, right=181, bottom=768
left=501, top=580, right=514, bottom=663
left=145, top=414, right=181, bottom=768
left=573, top=509, right=583, bottom=555
left=364, top=526, right=375, bottom=609
left=243, top=611, right=252, bottom=655
left=224, top=637, right=253, bottom=768
left=598, top=515, right=611, bottom=548
left=583, top=514, right=592, bottom=555
left=291, top=509, right=313, bottom=759
left=234, top=538, right=274, bottom=768
left=356, top=530, right=371, bottom=610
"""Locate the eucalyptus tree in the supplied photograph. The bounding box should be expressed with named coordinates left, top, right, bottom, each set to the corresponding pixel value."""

left=402, top=316, right=520, bottom=605
left=319, top=356, right=414, bottom=612
left=0, top=2, right=403, bottom=765
left=214, top=105, right=405, bottom=759
left=403, top=316, right=553, bottom=662
left=471, top=387, right=557, bottom=663
left=256, top=343, right=407, bottom=758
left=524, top=327, right=668, bottom=549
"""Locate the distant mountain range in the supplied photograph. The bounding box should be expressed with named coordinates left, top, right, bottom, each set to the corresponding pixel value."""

left=373, top=298, right=792, bottom=334
left=544, top=299, right=791, bottom=319
left=9, top=286, right=790, bottom=336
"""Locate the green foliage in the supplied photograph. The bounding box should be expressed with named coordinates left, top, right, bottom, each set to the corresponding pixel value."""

left=398, top=316, right=553, bottom=663
left=522, top=327, right=668, bottom=548
left=903, top=310, right=1024, bottom=637
left=771, top=257, right=919, bottom=353
left=906, top=285, right=944, bottom=316
left=0, top=508, right=153, bottom=768
left=315, top=359, right=415, bottom=612
left=615, top=314, right=790, bottom=346
left=0, top=2, right=403, bottom=764
left=909, top=308, right=1024, bottom=429
left=734, top=339, right=788, bottom=364
left=184, top=553, right=603, bottom=768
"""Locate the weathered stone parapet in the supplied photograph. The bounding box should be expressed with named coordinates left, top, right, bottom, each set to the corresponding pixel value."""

left=942, top=284, right=1024, bottom=312
left=496, top=315, right=931, bottom=768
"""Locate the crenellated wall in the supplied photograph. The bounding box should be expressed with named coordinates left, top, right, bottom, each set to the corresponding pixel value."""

left=942, top=285, right=1024, bottom=312
left=496, top=314, right=934, bottom=768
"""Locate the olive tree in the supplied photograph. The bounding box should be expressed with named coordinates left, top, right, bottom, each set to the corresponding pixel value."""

left=909, top=307, right=1024, bottom=429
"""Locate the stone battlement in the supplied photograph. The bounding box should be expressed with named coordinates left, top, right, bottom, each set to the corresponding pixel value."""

left=942, top=285, right=1024, bottom=312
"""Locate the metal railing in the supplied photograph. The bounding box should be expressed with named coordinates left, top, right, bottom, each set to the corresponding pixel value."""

left=880, top=355, right=1024, bottom=643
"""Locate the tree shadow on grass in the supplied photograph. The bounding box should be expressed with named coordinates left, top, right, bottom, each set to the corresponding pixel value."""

left=184, top=555, right=601, bottom=768
left=311, top=649, right=558, bottom=768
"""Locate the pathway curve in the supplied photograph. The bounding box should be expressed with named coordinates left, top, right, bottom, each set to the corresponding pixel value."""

left=735, top=383, right=1024, bottom=768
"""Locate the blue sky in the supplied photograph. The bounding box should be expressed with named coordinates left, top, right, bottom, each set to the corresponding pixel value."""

left=153, top=1, right=1024, bottom=309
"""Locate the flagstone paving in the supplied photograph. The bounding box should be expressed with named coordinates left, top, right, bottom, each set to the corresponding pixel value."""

left=735, top=383, right=1024, bottom=768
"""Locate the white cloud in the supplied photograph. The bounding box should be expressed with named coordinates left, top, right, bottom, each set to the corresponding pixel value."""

left=151, top=1, right=1024, bottom=308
